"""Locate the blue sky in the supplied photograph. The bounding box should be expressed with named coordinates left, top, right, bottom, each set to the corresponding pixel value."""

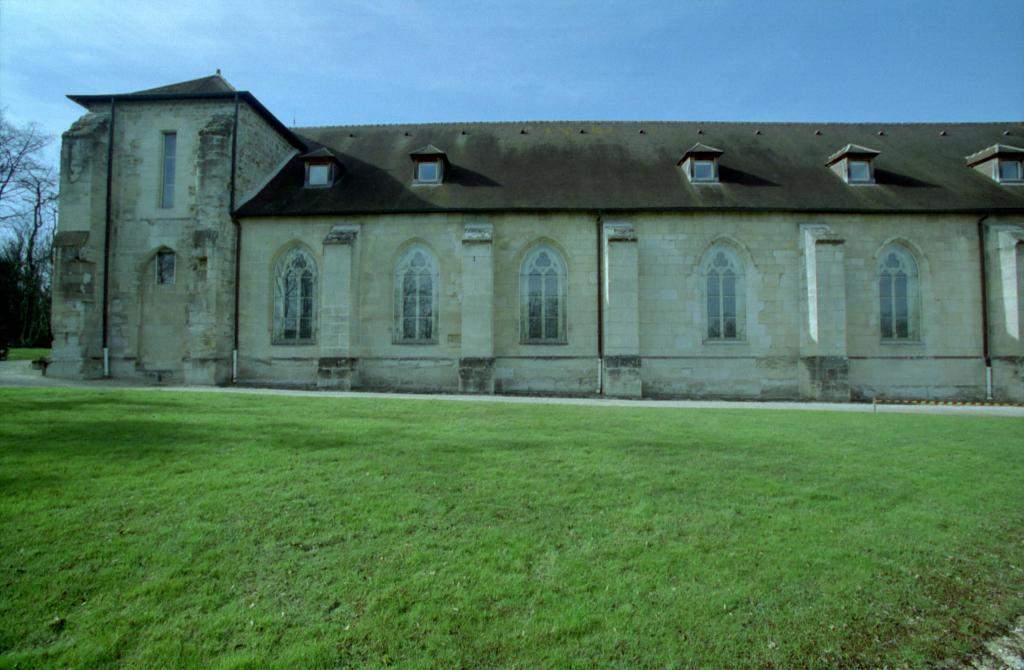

left=1, top=0, right=1022, bottom=164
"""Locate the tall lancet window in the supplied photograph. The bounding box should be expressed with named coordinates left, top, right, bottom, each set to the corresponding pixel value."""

left=878, top=245, right=920, bottom=340
left=520, top=245, right=567, bottom=343
left=273, top=247, right=317, bottom=343
left=703, top=246, right=744, bottom=341
left=394, top=246, right=438, bottom=343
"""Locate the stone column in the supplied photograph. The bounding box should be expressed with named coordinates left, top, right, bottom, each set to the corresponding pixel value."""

left=318, top=224, right=360, bottom=389
left=49, top=113, right=111, bottom=380
left=185, top=113, right=236, bottom=386
left=988, top=224, right=1024, bottom=401
left=459, top=223, right=495, bottom=393
left=602, top=222, right=642, bottom=398
left=798, top=224, right=850, bottom=400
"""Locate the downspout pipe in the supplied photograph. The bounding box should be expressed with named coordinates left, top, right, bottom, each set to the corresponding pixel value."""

left=595, top=211, right=604, bottom=396
left=229, top=94, right=241, bottom=383
left=977, top=213, right=992, bottom=400
left=100, top=97, right=116, bottom=378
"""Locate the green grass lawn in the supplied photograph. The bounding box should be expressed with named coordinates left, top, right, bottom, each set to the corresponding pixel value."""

left=1, top=388, right=1022, bottom=669
left=4, top=348, right=50, bottom=362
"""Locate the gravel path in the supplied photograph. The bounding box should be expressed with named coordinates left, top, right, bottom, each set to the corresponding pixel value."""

left=2, top=360, right=1022, bottom=417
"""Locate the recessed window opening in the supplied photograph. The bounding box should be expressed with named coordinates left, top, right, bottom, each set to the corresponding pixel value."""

left=160, top=132, right=176, bottom=208
left=156, top=251, right=175, bottom=285
left=416, top=161, right=440, bottom=183
left=703, top=247, right=744, bottom=341
left=999, top=159, right=1022, bottom=182
left=273, top=248, right=317, bottom=343
left=394, top=246, right=439, bottom=343
left=693, top=160, right=716, bottom=182
left=520, top=246, right=567, bottom=344
left=848, top=160, right=872, bottom=183
left=878, top=246, right=920, bottom=341
left=307, top=163, right=330, bottom=186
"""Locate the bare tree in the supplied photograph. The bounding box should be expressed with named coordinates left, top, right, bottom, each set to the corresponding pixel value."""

left=0, top=111, right=49, bottom=220
left=0, top=110, right=57, bottom=349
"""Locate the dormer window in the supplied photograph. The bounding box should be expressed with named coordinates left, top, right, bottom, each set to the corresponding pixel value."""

left=410, top=144, right=448, bottom=185
left=416, top=160, right=440, bottom=183
left=826, top=144, right=879, bottom=184
left=300, top=147, right=342, bottom=188
left=848, top=159, right=872, bottom=183
left=998, top=159, right=1022, bottom=183
left=677, top=143, right=723, bottom=183
left=965, top=144, right=1024, bottom=185
left=693, top=159, right=716, bottom=181
left=307, top=163, right=331, bottom=186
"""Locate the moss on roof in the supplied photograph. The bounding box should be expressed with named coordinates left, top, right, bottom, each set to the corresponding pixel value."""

left=236, top=120, right=1024, bottom=216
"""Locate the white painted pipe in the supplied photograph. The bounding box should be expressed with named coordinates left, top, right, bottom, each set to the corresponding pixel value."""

left=102, top=347, right=110, bottom=378
left=985, top=366, right=993, bottom=401
left=232, top=349, right=238, bottom=383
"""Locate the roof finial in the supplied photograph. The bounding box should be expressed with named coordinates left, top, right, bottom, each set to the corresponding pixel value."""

left=216, top=68, right=221, bottom=76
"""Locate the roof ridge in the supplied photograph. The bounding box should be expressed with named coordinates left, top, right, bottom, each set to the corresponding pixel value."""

left=293, top=120, right=1024, bottom=131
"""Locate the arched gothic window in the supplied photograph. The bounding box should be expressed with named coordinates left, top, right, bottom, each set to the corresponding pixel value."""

left=878, top=245, right=920, bottom=340
left=703, top=246, right=744, bottom=340
left=520, top=245, right=567, bottom=343
left=273, top=247, right=317, bottom=343
left=394, top=246, right=438, bottom=343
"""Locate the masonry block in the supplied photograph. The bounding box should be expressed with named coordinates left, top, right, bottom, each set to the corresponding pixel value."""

left=459, top=357, right=495, bottom=394
left=317, top=357, right=358, bottom=390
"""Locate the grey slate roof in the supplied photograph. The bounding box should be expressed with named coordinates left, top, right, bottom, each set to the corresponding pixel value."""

left=131, top=74, right=236, bottom=96
left=235, top=120, right=1024, bottom=216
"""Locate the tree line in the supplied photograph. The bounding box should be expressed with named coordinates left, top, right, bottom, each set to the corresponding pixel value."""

left=1, top=111, right=57, bottom=349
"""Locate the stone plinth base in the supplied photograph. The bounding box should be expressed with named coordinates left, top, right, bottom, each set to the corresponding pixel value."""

left=459, top=357, right=495, bottom=394
left=603, top=355, right=642, bottom=398
left=317, top=357, right=358, bottom=390
left=800, top=355, right=850, bottom=401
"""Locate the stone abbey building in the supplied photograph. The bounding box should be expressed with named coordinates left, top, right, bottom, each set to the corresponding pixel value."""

left=51, top=74, right=1024, bottom=401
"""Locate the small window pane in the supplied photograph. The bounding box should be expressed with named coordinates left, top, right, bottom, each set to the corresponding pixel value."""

left=156, top=251, right=175, bottom=285
left=848, top=160, right=871, bottom=183
left=161, top=132, right=176, bottom=208
left=307, top=164, right=330, bottom=186
left=999, top=160, right=1022, bottom=182
left=693, top=160, right=715, bottom=181
left=707, top=318, right=721, bottom=339
left=528, top=273, right=542, bottom=339
left=416, top=161, right=439, bottom=182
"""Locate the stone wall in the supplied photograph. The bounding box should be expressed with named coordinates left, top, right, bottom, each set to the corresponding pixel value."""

left=52, top=95, right=1021, bottom=400
left=50, top=113, right=110, bottom=379
left=234, top=104, right=296, bottom=205
left=51, top=98, right=297, bottom=384
left=236, top=209, right=1024, bottom=401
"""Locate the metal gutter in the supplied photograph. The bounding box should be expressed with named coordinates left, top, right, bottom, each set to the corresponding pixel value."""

left=230, top=94, right=241, bottom=382
left=100, top=97, right=116, bottom=377
left=595, top=212, right=604, bottom=396
left=976, top=213, right=992, bottom=399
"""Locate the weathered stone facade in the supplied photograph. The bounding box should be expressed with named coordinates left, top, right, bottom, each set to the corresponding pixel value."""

left=51, top=76, right=1024, bottom=401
